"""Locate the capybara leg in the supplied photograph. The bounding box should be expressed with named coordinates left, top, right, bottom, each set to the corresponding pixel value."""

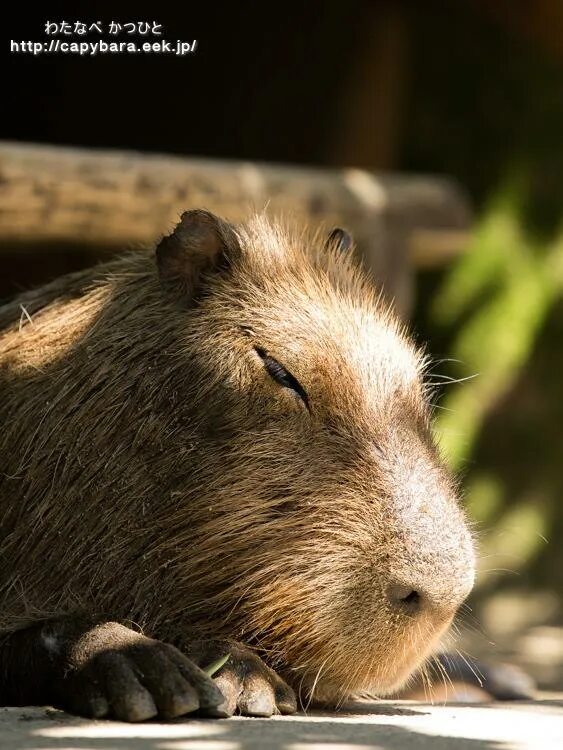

left=0, top=618, right=225, bottom=721
left=183, top=639, right=297, bottom=717
left=401, top=652, right=535, bottom=701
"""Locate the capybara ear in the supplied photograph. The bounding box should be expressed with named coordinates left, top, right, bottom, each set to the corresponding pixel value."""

left=156, top=210, right=240, bottom=299
left=326, top=227, right=353, bottom=253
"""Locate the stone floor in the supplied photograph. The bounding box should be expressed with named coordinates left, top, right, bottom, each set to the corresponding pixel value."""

left=2, top=696, right=562, bottom=750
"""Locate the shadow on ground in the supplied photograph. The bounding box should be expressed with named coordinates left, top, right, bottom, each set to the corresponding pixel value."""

left=3, top=698, right=563, bottom=750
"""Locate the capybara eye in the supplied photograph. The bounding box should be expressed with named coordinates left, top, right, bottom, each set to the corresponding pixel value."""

left=326, top=227, right=353, bottom=253
left=254, top=346, right=310, bottom=410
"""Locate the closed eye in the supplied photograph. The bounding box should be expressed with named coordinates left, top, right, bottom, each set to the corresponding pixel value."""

left=254, top=346, right=310, bottom=411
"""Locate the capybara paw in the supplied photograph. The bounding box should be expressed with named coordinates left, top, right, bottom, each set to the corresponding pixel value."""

left=185, top=640, right=297, bottom=717
left=403, top=652, right=536, bottom=702
left=48, top=621, right=225, bottom=721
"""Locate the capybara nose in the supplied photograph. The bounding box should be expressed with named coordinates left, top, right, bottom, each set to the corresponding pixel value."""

left=386, top=583, right=423, bottom=614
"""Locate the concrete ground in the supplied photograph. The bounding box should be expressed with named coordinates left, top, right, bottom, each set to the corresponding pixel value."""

left=2, top=697, right=562, bottom=750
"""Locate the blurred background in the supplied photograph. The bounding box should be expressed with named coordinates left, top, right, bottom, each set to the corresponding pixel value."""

left=3, top=0, right=563, bottom=689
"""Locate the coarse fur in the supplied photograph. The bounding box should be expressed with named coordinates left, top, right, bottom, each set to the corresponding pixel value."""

left=0, top=211, right=475, bottom=705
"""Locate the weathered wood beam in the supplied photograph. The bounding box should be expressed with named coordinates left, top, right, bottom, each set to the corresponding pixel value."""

left=0, top=141, right=471, bottom=314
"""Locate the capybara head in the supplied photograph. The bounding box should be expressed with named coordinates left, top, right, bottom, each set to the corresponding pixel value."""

left=155, top=210, right=476, bottom=702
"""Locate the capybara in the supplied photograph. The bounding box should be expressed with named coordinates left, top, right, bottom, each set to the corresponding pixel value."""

left=0, top=210, right=478, bottom=721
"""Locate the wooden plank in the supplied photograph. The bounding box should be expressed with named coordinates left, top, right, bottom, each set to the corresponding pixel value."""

left=0, top=141, right=471, bottom=314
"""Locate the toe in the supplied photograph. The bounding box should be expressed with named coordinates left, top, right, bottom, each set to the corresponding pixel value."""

left=204, top=668, right=243, bottom=717
left=85, top=695, right=111, bottom=719
left=239, top=677, right=276, bottom=717
left=275, top=683, right=297, bottom=715
left=65, top=679, right=110, bottom=719
left=99, top=653, right=158, bottom=722
left=129, top=644, right=200, bottom=718
left=166, top=647, right=226, bottom=710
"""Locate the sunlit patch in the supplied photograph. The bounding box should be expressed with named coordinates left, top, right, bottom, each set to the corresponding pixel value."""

left=35, top=716, right=226, bottom=739
left=343, top=168, right=388, bottom=210
left=1, top=287, right=110, bottom=373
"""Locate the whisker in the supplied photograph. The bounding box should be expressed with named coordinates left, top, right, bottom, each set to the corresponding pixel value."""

left=455, top=648, right=484, bottom=687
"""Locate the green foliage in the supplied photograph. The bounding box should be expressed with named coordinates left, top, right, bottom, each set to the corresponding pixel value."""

left=427, top=177, right=563, bottom=589
left=431, top=178, right=563, bottom=473
left=401, top=0, right=563, bottom=620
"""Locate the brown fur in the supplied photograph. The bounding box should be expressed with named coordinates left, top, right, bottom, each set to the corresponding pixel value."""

left=0, top=211, right=475, bottom=703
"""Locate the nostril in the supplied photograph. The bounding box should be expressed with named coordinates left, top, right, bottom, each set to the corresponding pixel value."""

left=401, top=589, right=421, bottom=607
left=387, top=583, right=423, bottom=613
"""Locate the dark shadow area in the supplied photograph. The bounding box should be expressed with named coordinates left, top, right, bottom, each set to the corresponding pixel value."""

left=6, top=703, right=548, bottom=750
left=3, top=2, right=362, bottom=165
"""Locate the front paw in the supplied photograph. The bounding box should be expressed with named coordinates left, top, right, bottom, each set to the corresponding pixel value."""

left=402, top=652, right=536, bottom=702
left=432, top=653, right=535, bottom=701
left=185, top=640, right=297, bottom=717
left=45, top=621, right=225, bottom=721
